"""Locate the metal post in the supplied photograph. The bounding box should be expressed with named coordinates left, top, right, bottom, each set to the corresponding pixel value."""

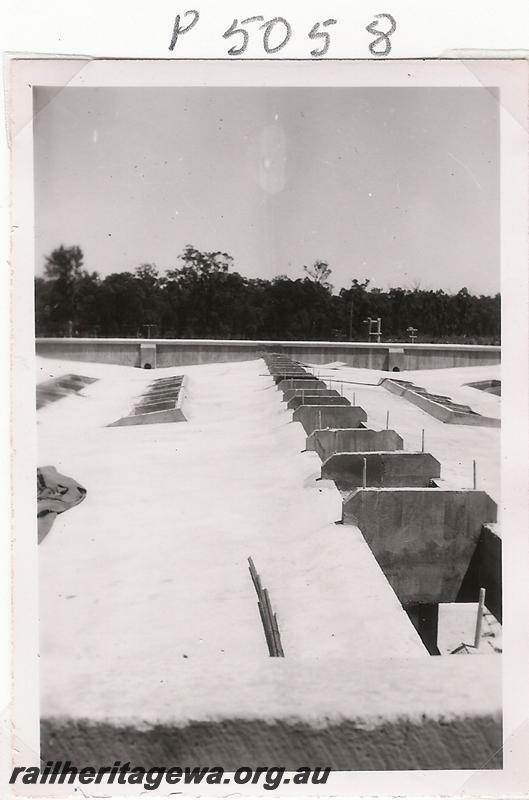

left=386, top=410, right=390, bottom=430
left=474, top=587, right=486, bottom=648
left=318, top=410, right=322, bottom=430
left=421, top=429, right=425, bottom=453
left=362, top=457, right=367, bottom=489
left=353, top=391, right=356, bottom=406
left=473, top=459, right=477, bottom=490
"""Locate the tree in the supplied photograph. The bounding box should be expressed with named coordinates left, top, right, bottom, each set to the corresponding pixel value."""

left=40, top=245, right=87, bottom=334
left=303, top=260, right=333, bottom=291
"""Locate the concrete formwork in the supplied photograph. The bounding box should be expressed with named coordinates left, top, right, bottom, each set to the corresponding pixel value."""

left=342, top=488, right=497, bottom=606
left=322, top=452, right=441, bottom=489
left=287, top=395, right=350, bottom=411
left=293, top=405, right=368, bottom=436
left=306, top=428, right=404, bottom=461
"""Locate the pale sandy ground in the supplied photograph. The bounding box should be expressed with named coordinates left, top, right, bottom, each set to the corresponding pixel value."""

left=40, top=356, right=461, bottom=724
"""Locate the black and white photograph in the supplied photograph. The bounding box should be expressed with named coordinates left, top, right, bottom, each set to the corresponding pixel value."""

left=7, top=57, right=529, bottom=794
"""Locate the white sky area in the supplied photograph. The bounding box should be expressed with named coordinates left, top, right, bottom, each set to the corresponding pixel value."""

left=34, top=87, right=499, bottom=294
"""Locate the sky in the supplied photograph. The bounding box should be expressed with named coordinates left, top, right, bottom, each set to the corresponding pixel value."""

left=34, top=86, right=500, bottom=295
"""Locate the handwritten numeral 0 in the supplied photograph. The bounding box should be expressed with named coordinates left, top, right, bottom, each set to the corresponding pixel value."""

left=366, top=13, right=396, bottom=57
left=260, top=17, right=292, bottom=54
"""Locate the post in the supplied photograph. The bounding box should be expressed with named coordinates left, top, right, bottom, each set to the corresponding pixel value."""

left=386, top=410, right=390, bottom=430
left=421, top=429, right=425, bottom=453
left=318, top=410, right=322, bottom=431
left=362, top=457, right=367, bottom=489
left=353, top=391, right=356, bottom=406
left=474, top=587, right=486, bottom=648
left=473, top=459, right=477, bottom=490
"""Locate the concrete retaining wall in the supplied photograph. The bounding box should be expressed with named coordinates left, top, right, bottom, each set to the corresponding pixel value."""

left=293, top=405, right=368, bottom=436
left=306, top=428, right=404, bottom=461
left=322, top=452, right=440, bottom=489
left=36, top=338, right=501, bottom=371
left=342, top=488, right=497, bottom=605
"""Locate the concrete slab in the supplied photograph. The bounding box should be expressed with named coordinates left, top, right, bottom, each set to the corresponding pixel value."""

left=322, top=451, right=441, bottom=489
left=342, top=488, right=497, bottom=605
left=293, top=405, right=368, bottom=435
left=287, top=395, right=350, bottom=410
left=306, top=428, right=404, bottom=461
left=40, top=658, right=501, bottom=769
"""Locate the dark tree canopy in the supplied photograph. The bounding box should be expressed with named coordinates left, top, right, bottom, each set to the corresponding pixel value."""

left=35, top=244, right=500, bottom=344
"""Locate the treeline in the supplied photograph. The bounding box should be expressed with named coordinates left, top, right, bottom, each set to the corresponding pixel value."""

left=35, top=244, right=500, bottom=343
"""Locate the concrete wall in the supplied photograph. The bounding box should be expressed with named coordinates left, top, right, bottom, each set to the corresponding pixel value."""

left=306, top=428, right=404, bottom=461
left=457, top=523, right=502, bottom=622
left=293, top=405, right=368, bottom=435
left=342, top=488, right=497, bottom=606
left=287, top=395, right=349, bottom=410
left=36, top=338, right=501, bottom=371
left=321, top=452, right=440, bottom=489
